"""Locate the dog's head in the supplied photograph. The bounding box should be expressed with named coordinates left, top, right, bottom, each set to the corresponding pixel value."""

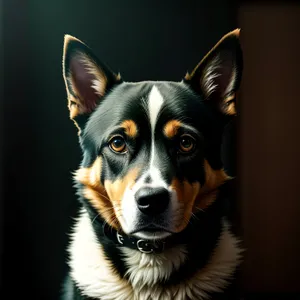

left=62, top=30, right=242, bottom=241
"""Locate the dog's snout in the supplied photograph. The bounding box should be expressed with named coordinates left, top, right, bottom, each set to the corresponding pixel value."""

left=135, top=187, right=170, bottom=215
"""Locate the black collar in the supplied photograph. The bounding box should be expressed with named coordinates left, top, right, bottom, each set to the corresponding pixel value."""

left=102, top=222, right=170, bottom=254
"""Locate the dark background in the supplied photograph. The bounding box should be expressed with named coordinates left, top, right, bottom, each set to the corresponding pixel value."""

left=1, top=1, right=300, bottom=299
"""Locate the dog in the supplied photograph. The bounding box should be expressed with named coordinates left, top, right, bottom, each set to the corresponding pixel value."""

left=61, top=28, right=243, bottom=300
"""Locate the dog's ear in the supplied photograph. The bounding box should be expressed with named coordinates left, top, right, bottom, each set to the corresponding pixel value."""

left=62, top=35, right=121, bottom=130
left=184, top=29, right=243, bottom=116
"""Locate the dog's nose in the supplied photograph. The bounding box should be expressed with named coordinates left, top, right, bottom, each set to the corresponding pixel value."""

left=135, top=187, right=170, bottom=215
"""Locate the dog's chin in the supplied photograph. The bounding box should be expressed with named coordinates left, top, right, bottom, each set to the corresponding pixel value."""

left=118, top=214, right=176, bottom=241
left=133, top=230, right=172, bottom=241
left=126, top=225, right=175, bottom=241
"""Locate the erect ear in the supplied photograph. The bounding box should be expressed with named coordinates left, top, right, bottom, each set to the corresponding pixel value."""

left=184, top=29, right=243, bottom=116
left=62, top=35, right=121, bottom=130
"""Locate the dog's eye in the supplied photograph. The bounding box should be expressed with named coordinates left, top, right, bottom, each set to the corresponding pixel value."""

left=109, top=135, right=127, bottom=153
left=179, top=134, right=195, bottom=153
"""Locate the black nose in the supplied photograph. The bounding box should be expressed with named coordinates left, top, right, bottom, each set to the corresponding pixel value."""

left=135, top=187, right=170, bottom=215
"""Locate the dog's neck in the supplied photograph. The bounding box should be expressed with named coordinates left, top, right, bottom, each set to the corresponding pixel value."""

left=68, top=202, right=243, bottom=300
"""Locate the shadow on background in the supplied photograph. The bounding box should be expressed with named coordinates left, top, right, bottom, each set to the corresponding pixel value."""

left=1, top=0, right=300, bottom=299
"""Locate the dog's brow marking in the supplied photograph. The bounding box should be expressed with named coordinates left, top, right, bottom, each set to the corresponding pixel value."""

left=121, top=120, right=138, bottom=138
left=164, top=120, right=182, bottom=139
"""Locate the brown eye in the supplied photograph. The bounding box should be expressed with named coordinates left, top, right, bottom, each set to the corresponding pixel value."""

left=179, top=134, right=195, bottom=153
left=109, top=135, right=127, bottom=153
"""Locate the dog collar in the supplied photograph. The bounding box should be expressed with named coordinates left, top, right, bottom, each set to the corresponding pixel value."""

left=102, top=223, right=167, bottom=254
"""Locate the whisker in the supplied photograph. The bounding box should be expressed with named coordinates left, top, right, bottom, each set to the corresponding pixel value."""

left=91, top=213, right=100, bottom=224
left=96, top=191, right=110, bottom=201
left=99, top=207, right=114, bottom=212
left=194, top=206, right=205, bottom=213
left=191, top=212, right=200, bottom=221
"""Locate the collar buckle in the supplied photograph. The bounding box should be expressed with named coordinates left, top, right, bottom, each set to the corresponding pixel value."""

left=137, top=239, right=155, bottom=254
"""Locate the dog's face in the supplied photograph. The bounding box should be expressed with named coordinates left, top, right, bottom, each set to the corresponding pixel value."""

left=62, top=30, right=242, bottom=240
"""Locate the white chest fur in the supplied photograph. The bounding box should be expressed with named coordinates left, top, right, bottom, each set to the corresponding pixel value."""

left=68, top=210, right=242, bottom=300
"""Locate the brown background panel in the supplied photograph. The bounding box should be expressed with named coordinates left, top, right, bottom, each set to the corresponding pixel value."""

left=238, top=3, right=300, bottom=293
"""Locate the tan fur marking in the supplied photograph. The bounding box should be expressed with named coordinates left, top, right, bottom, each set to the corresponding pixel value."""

left=82, top=187, right=120, bottom=229
left=74, top=157, right=102, bottom=188
left=121, top=120, right=138, bottom=138
left=194, top=160, right=231, bottom=210
left=223, top=94, right=237, bottom=115
left=171, top=180, right=200, bottom=232
left=116, top=72, right=121, bottom=81
left=74, top=157, right=120, bottom=230
left=163, top=120, right=182, bottom=139
left=171, top=159, right=231, bottom=231
left=104, top=168, right=140, bottom=222
left=202, top=160, right=231, bottom=193
left=194, top=190, right=219, bottom=211
left=105, top=168, right=139, bottom=202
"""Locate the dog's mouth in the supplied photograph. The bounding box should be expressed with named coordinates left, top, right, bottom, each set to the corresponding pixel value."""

left=128, top=224, right=175, bottom=239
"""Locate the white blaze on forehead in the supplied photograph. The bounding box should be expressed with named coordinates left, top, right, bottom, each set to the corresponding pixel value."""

left=147, top=85, right=164, bottom=171
left=147, top=85, right=165, bottom=184
left=148, top=85, right=164, bottom=135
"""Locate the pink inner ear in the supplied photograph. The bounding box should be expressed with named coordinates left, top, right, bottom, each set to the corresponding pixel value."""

left=70, top=57, right=100, bottom=113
